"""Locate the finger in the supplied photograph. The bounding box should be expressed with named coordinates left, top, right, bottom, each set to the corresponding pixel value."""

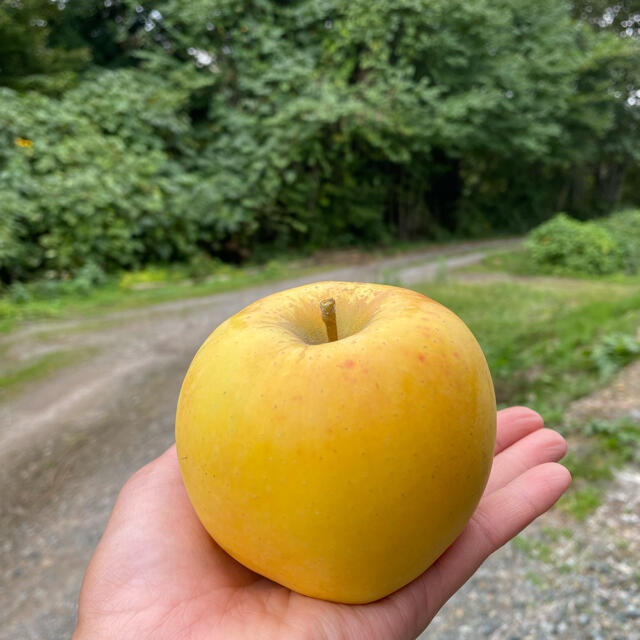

left=126, top=443, right=181, bottom=489
left=102, top=444, right=181, bottom=521
left=107, top=444, right=207, bottom=545
left=108, top=445, right=183, bottom=521
left=484, top=428, right=567, bottom=495
left=390, top=462, right=571, bottom=633
left=428, top=463, right=570, bottom=616
left=495, top=406, right=544, bottom=454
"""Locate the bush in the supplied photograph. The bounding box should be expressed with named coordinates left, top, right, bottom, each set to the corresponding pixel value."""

left=69, top=262, right=107, bottom=295
left=0, top=73, right=205, bottom=284
left=599, top=210, right=640, bottom=274
left=526, top=213, right=624, bottom=275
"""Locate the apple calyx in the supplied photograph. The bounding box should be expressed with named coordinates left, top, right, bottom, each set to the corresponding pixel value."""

left=319, top=297, right=338, bottom=342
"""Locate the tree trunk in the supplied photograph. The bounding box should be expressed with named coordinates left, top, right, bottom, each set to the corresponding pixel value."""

left=595, top=160, right=628, bottom=212
left=569, top=164, right=587, bottom=214
left=428, top=148, right=462, bottom=232
left=555, top=178, right=570, bottom=212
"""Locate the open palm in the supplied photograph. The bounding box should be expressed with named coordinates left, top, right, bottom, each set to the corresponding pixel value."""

left=74, top=407, right=570, bottom=640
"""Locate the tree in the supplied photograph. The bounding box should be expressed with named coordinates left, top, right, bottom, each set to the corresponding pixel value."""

left=132, top=0, right=585, bottom=241
left=559, top=2, right=640, bottom=214
left=572, top=1, right=640, bottom=36
left=1, top=0, right=639, bottom=282
left=0, top=0, right=88, bottom=91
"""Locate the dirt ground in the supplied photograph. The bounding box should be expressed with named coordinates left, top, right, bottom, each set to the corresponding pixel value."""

left=1, top=238, right=638, bottom=639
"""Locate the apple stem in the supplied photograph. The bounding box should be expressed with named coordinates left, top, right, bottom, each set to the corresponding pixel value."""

left=320, top=298, right=338, bottom=342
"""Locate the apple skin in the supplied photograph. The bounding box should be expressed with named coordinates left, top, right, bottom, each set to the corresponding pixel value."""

left=175, top=281, right=496, bottom=604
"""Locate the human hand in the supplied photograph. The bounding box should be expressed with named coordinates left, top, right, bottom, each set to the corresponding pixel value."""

left=74, top=406, right=570, bottom=640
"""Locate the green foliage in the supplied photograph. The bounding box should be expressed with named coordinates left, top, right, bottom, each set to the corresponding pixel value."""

left=6, top=263, right=106, bottom=303
left=1, top=0, right=640, bottom=283
left=526, top=213, right=624, bottom=275
left=155, top=0, right=584, bottom=241
left=117, top=255, right=230, bottom=288
left=599, top=210, right=640, bottom=273
left=119, top=267, right=170, bottom=290
left=563, top=417, right=640, bottom=490
left=562, top=486, right=603, bottom=520
left=0, top=70, right=206, bottom=281
left=416, top=274, right=640, bottom=424
left=589, top=332, right=640, bottom=379
left=583, top=418, right=640, bottom=463
left=0, top=0, right=89, bottom=90
left=522, top=210, right=640, bottom=277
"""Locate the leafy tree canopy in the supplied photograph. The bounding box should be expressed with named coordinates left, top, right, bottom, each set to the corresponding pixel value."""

left=1, top=0, right=639, bottom=282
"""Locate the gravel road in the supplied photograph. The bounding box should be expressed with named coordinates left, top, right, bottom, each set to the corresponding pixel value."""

left=2, top=238, right=638, bottom=639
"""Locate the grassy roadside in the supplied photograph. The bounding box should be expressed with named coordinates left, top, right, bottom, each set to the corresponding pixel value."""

left=463, top=246, right=640, bottom=285
left=416, top=250, right=640, bottom=519
left=0, top=240, right=510, bottom=397
left=0, top=237, right=517, bottom=335
left=0, top=259, right=322, bottom=334
left=416, top=278, right=640, bottom=423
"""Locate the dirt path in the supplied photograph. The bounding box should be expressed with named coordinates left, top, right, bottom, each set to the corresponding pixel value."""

left=0, top=239, right=515, bottom=640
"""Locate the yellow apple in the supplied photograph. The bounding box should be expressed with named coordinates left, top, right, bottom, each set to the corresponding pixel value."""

left=175, top=281, right=496, bottom=604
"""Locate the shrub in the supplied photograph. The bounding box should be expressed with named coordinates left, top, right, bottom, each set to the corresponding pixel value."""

left=599, top=210, right=640, bottom=274
left=526, top=213, right=624, bottom=275
left=69, top=262, right=107, bottom=295
left=0, top=73, right=203, bottom=284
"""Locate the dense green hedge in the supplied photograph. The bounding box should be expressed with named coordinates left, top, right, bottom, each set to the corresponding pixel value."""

left=0, top=72, right=196, bottom=282
left=526, top=211, right=640, bottom=275
left=599, top=210, right=640, bottom=274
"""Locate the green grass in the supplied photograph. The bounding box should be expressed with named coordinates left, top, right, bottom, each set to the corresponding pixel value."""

left=415, top=278, right=640, bottom=424
left=468, top=247, right=533, bottom=275
left=414, top=273, right=640, bottom=520
left=561, top=486, right=603, bottom=520
left=563, top=419, right=640, bottom=481
left=0, top=259, right=321, bottom=334
left=0, top=347, right=97, bottom=398
left=468, top=246, right=640, bottom=285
